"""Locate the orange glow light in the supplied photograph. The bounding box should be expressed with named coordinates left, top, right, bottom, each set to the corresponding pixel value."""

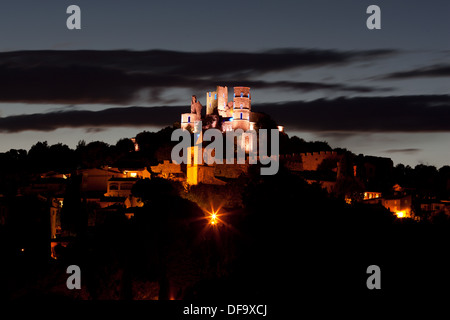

left=210, top=212, right=217, bottom=225
left=396, top=211, right=406, bottom=218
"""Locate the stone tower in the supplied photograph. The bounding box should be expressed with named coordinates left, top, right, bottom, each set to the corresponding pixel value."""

left=232, top=86, right=251, bottom=130
left=206, top=86, right=229, bottom=116
left=217, top=86, right=229, bottom=117
left=206, top=90, right=218, bottom=115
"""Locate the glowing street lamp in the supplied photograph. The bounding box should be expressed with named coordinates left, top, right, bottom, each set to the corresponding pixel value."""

left=210, top=212, right=218, bottom=225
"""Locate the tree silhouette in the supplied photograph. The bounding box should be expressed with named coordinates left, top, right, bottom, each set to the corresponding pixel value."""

left=129, top=178, right=205, bottom=299
left=60, top=174, right=85, bottom=237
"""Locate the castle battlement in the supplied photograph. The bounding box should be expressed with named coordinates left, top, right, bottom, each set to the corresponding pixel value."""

left=301, top=151, right=337, bottom=157
left=280, top=151, right=341, bottom=171
left=280, top=151, right=338, bottom=159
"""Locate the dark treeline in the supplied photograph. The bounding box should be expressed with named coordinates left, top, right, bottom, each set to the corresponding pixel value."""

left=1, top=125, right=450, bottom=201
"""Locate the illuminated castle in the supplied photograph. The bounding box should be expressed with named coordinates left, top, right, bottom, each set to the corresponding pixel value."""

left=178, top=86, right=258, bottom=185
left=181, top=86, right=255, bottom=132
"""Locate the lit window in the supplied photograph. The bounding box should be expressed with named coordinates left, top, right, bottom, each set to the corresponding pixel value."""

left=209, top=92, right=211, bottom=97
left=214, top=93, right=217, bottom=100
left=240, top=104, right=243, bottom=109
left=241, top=92, right=243, bottom=97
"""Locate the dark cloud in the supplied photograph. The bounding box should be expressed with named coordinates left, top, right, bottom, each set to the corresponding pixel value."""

left=382, top=64, right=450, bottom=80
left=0, top=106, right=185, bottom=133
left=383, top=148, right=422, bottom=154
left=255, top=95, right=450, bottom=133
left=209, top=80, right=391, bottom=94
left=0, top=49, right=397, bottom=76
left=0, top=49, right=397, bottom=104
left=1, top=95, right=450, bottom=134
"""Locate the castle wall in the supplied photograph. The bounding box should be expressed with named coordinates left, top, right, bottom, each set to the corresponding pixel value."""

left=214, top=163, right=249, bottom=179
left=282, top=160, right=303, bottom=172
left=222, top=121, right=233, bottom=132
left=233, top=97, right=251, bottom=110
left=232, top=109, right=250, bottom=120
left=301, top=151, right=338, bottom=171
left=232, top=119, right=250, bottom=131
left=181, top=113, right=200, bottom=129
left=279, top=151, right=340, bottom=171
left=206, top=91, right=218, bottom=115
left=187, top=165, right=226, bottom=185
left=217, top=86, right=228, bottom=114
left=230, top=86, right=251, bottom=130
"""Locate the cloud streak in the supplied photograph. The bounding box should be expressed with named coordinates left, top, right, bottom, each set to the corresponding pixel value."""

left=0, top=106, right=184, bottom=133
left=1, top=95, right=450, bottom=134
left=382, top=64, right=450, bottom=80
left=0, top=49, right=397, bottom=104
left=257, top=95, right=450, bottom=133
left=383, top=148, right=422, bottom=154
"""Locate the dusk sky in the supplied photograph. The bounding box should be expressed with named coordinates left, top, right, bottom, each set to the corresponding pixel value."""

left=1, top=0, right=450, bottom=167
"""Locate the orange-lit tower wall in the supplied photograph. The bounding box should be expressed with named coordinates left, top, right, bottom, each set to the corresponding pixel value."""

left=217, top=86, right=229, bottom=116
left=232, top=86, right=251, bottom=130
left=207, top=86, right=229, bottom=116
left=181, top=113, right=200, bottom=129
left=206, top=90, right=218, bottom=115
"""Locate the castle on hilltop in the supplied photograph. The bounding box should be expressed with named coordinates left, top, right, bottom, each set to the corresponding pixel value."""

left=181, top=86, right=255, bottom=132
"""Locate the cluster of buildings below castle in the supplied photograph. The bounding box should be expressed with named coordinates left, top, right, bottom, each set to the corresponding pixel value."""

left=13, top=150, right=450, bottom=233
left=5, top=148, right=450, bottom=259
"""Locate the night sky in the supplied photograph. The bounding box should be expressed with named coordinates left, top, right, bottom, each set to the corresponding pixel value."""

left=1, top=0, right=450, bottom=167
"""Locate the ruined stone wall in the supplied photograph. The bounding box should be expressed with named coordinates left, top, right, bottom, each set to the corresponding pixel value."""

left=279, top=151, right=340, bottom=171
left=206, top=91, right=218, bottom=115
left=217, top=86, right=228, bottom=114
left=181, top=113, right=200, bottom=129
left=282, top=160, right=303, bottom=171
left=214, top=163, right=249, bottom=179
left=301, top=151, right=338, bottom=171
